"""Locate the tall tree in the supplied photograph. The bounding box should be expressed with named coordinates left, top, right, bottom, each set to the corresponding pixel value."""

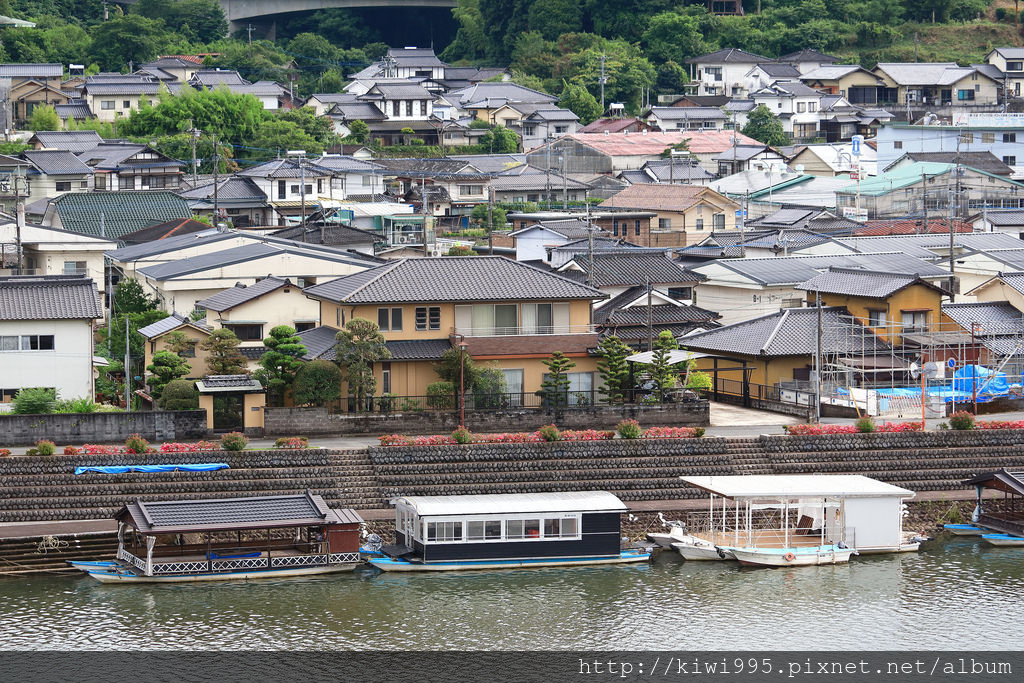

left=641, top=11, right=708, bottom=66
left=200, top=329, right=248, bottom=375
left=292, top=360, right=342, bottom=407
left=28, top=105, right=59, bottom=131
left=741, top=104, right=790, bottom=147
left=559, top=81, right=602, bottom=124
left=596, top=335, right=632, bottom=404
left=146, top=350, right=191, bottom=399
left=334, top=318, right=391, bottom=411
left=112, top=278, right=157, bottom=315
left=477, top=125, right=519, bottom=153
left=254, top=325, right=307, bottom=407
left=539, top=351, right=576, bottom=407
left=434, top=347, right=481, bottom=401
left=649, top=330, right=680, bottom=402
left=87, top=15, right=175, bottom=71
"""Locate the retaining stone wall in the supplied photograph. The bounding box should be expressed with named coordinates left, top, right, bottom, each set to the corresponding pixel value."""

left=761, top=429, right=1024, bottom=454
left=0, top=411, right=208, bottom=447
left=264, top=401, right=709, bottom=437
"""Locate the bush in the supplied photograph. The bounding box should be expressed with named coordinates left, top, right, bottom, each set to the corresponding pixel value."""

left=616, top=419, right=642, bottom=439
left=0, top=448, right=10, bottom=457
left=274, top=436, right=309, bottom=449
left=538, top=424, right=560, bottom=442
left=291, top=360, right=343, bottom=407
left=855, top=416, right=875, bottom=433
left=12, top=387, right=57, bottom=414
left=25, top=448, right=38, bottom=456
left=35, top=440, right=56, bottom=456
left=124, top=433, right=149, bottom=454
left=64, top=445, right=80, bottom=455
left=686, top=371, right=713, bottom=392
left=452, top=426, right=474, bottom=444
left=426, top=381, right=455, bottom=409
left=160, top=379, right=199, bottom=411
left=949, top=411, right=975, bottom=430
left=54, top=397, right=98, bottom=413
left=694, top=427, right=705, bottom=438
left=398, top=398, right=423, bottom=412
left=996, top=7, right=1008, bottom=20
left=220, top=432, right=248, bottom=451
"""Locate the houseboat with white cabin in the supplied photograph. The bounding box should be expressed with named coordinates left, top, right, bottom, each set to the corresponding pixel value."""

left=69, top=492, right=363, bottom=583
left=368, top=491, right=651, bottom=571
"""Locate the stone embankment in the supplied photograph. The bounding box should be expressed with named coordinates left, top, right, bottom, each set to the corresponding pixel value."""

left=2, top=430, right=1022, bottom=572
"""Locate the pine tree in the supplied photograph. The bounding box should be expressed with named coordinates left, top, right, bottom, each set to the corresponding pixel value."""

left=649, top=331, right=680, bottom=402
left=146, top=350, right=191, bottom=399
left=200, top=328, right=248, bottom=375
left=539, top=351, right=576, bottom=408
left=254, top=325, right=307, bottom=406
left=596, top=335, right=632, bottom=404
left=334, top=318, right=391, bottom=411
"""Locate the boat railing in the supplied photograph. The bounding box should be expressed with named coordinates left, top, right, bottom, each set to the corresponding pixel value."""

left=120, top=547, right=360, bottom=575
left=117, top=547, right=147, bottom=573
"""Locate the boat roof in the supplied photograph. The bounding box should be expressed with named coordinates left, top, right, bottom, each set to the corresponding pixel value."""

left=963, top=469, right=1024, bottom=496
left=391, top=491, right=627, bottom=516
left=681, top=475, right=915, bottom=500
left=116, top=491, right=363, bottom=533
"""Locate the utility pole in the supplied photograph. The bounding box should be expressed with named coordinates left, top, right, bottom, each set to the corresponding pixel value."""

left=486, top=184, right=494, bottom=255
left=921, top=170, right=928, bottom=234
left=600, top=52, right=606, bottom=114
left=815, top=290, right=822, bottom=423
left=124, top=316, right=131, bottom=413
left=646, top=276, right=654, bottom=352
left=13, top=165, right=24, bottom=272
left=586, top=192, right=595, bottom=285
left=189, top=122, right=199, bottom=186
left=739, top=190, right=748, bottom=258
left=212, top=135, right=220, bottom=227
left=247, top=25, right=255, bottom=60
left=421, top=175, right=429, bottom=257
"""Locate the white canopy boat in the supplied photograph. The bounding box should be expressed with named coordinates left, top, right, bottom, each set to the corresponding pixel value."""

left=679, top=475, right=920, bottom=567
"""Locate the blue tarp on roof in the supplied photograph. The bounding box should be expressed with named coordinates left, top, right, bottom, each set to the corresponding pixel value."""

left=73, top=463, right=229, bottom=475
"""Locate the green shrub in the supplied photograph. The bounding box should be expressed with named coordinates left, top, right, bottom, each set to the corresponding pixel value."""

left=274, top=436, right=309, bottom=449
left=426, top=381, right=455, bottom=409
left=938, top=422, right=949, bottom=430
left=451, top=426, right=474, bottom=444
left=35, top=440, right=56, bottom=456
left=693, top=427, right=705, bottom=438
left=54, top=397, right=98, bottom=413
left=25, top=447, right=38, bottom=456
left=996, top=7, right=1008, bottom=20
left=616, top=419, right=642, bottom=439
left=399, top=398, right=423, bottom=412
left=160, top=379, right=199, bottom=411
left=855, top=416, right=875, bottom=433
left=125, top=433, right=149, bottom=454
left=12, top=387, right=57, bottom=414
left=686, top=371, right=713, bottom=392
left=220, top=432, right=248, bottom=451
left=949, top=411, right=975, bottom=431
left=538, top=424, right=560, bottom=442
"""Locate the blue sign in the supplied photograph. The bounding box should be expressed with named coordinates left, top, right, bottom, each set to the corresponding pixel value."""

left=735, top=210, right=747, bottom=217
left=851, top=135, right=863, bottom=157
left=947, top=358, right=957, bottom=369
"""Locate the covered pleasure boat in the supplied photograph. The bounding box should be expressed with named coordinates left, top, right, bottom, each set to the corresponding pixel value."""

left=69, top=491, right=363, bottom=583
left=678, top=475, right=922, bottom=567
left=369, top=491, right=651, bottom=571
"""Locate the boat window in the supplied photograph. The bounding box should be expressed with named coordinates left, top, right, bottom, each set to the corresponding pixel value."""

left=426, top=521, right=463, bottom=542
left=544, top=517, right=578, bottom=538
left=524, top=520, right=540, bottom=538
left=466, top=520, right=502, bottom=541
left=506, top=519, right=524, bottom=539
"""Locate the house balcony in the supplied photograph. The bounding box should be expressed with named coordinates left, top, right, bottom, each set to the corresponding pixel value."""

left=453, top=324, right=599, bottom=357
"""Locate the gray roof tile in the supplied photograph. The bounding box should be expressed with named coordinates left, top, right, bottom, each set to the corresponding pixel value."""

left=0, top=274, right=102, bottom=320
left=304, top=256, right=604, bottom=304
left=795, top=267, right=942, bottom=298
left=122, top=492, right=355, bottom=533
left=0, top=63, right=62, bottom=78
left=942, top=301, right=1024, bottom=335
left=29, top=130, right=103, bottom=153
left=694, top=251, right=949, bottom=285
left=196, top=276, right=292, bottom=312
left=687, top=48, right=772, bottom=64
left=23, top=149, right=94, bottom=176
left=565, top=253, right=704, bottom=287
left=137, top=312, right=206, bottom=338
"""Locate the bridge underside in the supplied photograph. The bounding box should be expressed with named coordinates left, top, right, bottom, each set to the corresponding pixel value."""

left=221, top=0, right=456, bottom=28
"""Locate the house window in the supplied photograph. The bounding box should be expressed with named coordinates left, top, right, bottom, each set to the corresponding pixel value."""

left=0, top=335, right=55, bottom=351
left=101, top=100, right=115, bottom=110
left=901, top=311, right=927, bottom=332
left=612, top=220, right=619, bottom=236
left=505, top=519, right=540, bottom=539
left=278, top=180, right=286, bottom=199
left=420, top=100, right=427, bottom=116
left=961, top=132, right=975, bottom=143
left=667, top=286, right=693, bottom=300
left=808, top=102, right=817, bottom=112
left=294, top=322, right=315, bottom=333
left=1004, top=133, right=1017, bottom=143
left=95, top=175, right=107, bottom=190
left=634, top=220, right=641, bottom=236
left=55, top=181, right=71, bottom=192
left=122, top=100, right=131, bottom=109
left=868, top=310, right=887, bottom=327
left=377, top=307, right=403, bottom=331
left=381, top=362, right=391, bottom=394
left=695, top=218, right=704, bottom=230
left=658, top=218, right=672, bottom=230
left=317, top=179, right=323, bottom=193
left=118, top=176, right=134, bottom=190
left=415, top=306, right=441, bottom=331
left=554, top=125, right=568, bottom=134
left=331, top=177, right=346, bottom=192
left=458, top=185, right=483, bottom=196
left=179, top=342, right=196, bottom=358
left=706, top=67, right=722, bottom=82
left=713, top=214, right=725, bottom=229
left=63, top=260, right=86, bottom=275
left=405, top=100, right=413, bottom=116
left=502, top=368, right=524, bottom=406
left=958, top=89, right=975, bottom=101
left=1009, top=61, right=1024, bottom=71
left=1004, top=156, right=1017, bottom=165
left=223, top=324, right=263, bottom=341
left=894, top=141, right=903, bottom=150
left=797, top=102, right=806, bottom=113
left=982, top=132, right=995, bottom=144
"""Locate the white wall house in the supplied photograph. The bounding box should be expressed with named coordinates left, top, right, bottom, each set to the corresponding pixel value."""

left=0, top=220, right=117, bottom=294
left=0, top=275, right=102, bottom=404
left=750, top=81, right=823, bottom=141
left=687, top=49, right=772, bottom=97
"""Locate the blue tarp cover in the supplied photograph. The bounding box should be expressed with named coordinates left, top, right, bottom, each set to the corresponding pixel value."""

left=952, top=364, right=1009, bottom=394
left=73, top=463, right=230, bottom=475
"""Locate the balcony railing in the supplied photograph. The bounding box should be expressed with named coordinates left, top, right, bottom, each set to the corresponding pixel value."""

left=454, top=324, right=597, bottom=337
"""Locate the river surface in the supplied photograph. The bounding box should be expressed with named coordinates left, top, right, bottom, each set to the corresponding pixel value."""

left=1, top=536, right=1022, bottom=651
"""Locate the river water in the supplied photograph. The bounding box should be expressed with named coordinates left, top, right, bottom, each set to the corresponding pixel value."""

left=1, top=536, right=1021, bottom=651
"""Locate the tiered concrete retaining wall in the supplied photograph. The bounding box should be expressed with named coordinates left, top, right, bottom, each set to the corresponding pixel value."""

left=0, top=411, right=208, bottom=446
left=263, top=402, right=709, bottom=436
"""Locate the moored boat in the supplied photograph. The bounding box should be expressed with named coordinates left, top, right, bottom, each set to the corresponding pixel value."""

left=69, top=491, right=363, bottom=583
left=944, top=524, right=985, bottom=536
left=368, top=491, right=651, bottom=572
left=982, top=533, right=1024, bottom=547
left=727, top=545, right=856, bottom=567
left=671, top=535, right=733, bottom=561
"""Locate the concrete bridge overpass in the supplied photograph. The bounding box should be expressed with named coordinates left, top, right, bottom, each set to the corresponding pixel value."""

left=220, top=0, right=457, bottom=31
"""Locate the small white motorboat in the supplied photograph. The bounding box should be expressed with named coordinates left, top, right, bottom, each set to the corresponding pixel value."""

left=646, top=520, right=688, bottom=549
left=671, top=536, right=733, bottom=561
left=726, top=544, right=855, bottom=567
left=944, top=524, right=985, bottom=536
left=982, top=533, right=1024, bottom=547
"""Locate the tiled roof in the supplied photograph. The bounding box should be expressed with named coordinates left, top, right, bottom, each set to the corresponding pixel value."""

left=191, top=70, right=248, bottom=86
left=50, top=191, right=192, bottom=240
left=23, top=149, right=93, bottom=176
left=328, top=101, right=386, bottom=120
left=55, top=102, right=92, bottom=120
left=796, top=267, right=943, bottom=298
left=565, top=253, right=703, bottom=287
left=799, top=65, right=873, bottom=81
left=981, top=271, right=1024, bottom=297
left=364, top=83, right=433, bottom=100
left=580, top=118, right=647, bottom=134
left=693, top=251, right=949, bottom=285
left=0, top=274, right=102, bottom=320
left=885, top=151, right=1011, bottom=176
left=83, top=82, right=161, bottom=95
left=303, top=326, right=452, bottom=362
left=298, top=325, right=340, bottom=360
left=510, top=219, right=604, bottom=239
left=239, top=346, right=269, bottom=360
left=753, top=63, right=802, bottom=78
left=855, top=218, right=973, bottom=236
left=0, top=63, right=62, bottom=77
left=603, top=183, right=730, bottom=212
left=839, top=162, right=952, bottom=197
left=780, top=49, right=840, bottom=63
left=178, top=177, right=266, bottom=201
left=451, top=82, right=557, bottom=106
left=687, top=48, right=772, bottom=64
left=270, top=223, right=379, bottom=246
left=839, top=232, right=1024, bottom=259
left=602, top=303, right=719, bottom=326
left=30, top=130, right=103, bottom=153
left=196, top=276, right=292, bottom=312
left=751, top=80, right=823, bottom=98
left=560, top=131, right=760, bottom=157
left=138, top=242, right=369, bottom=281
left=121, top=492, right=354, bottom=533
left=942, top=301, right=1024, bottom=336
left=77, top=142, right=181, bottom=170
left=304, top=256, right=605, bottom=304
left=683, top=306, right=890, bottom=357
left=649, top=107, right=727, bottom=121
left=137, top=312, right=208, bottom=339
left=386, top=46, right=447, bottom=67
left=875, top=62, right=985, bottom=86
left=236, top=158, right=328, bottom=179
left=984, top=210, right=1024, bottom=227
